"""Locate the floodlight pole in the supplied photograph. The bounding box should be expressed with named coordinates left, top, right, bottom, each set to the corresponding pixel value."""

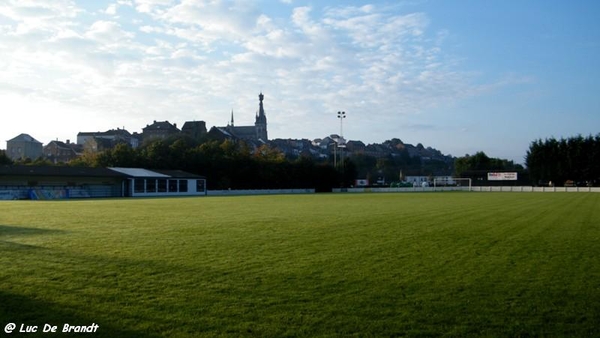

left=338, top=111, right=345, bottom=137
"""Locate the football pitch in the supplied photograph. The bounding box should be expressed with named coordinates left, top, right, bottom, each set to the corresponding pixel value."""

left=1, top=192, right=599, bottom=337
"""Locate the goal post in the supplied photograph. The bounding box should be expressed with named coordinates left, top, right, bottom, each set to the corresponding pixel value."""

left=433, top=177, right=472, bottom=191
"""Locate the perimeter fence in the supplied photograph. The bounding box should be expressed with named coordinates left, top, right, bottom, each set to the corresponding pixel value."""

left=333, top=186, right=600, bottom=193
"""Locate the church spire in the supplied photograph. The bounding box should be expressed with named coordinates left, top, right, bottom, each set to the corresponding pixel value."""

left=230, top=109, right=234, bottom=127
left=256, top=92, right=266, bottom=122
left=255, top=92, right=268, bottom=141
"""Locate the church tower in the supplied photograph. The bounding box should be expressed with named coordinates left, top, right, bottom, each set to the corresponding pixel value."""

left=255, top=92, right=268, bottom=141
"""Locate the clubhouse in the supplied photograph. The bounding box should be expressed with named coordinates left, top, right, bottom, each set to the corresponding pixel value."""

left=0, top=165, right=207, bottom=200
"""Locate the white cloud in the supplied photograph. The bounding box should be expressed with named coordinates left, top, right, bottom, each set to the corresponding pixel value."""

left=291, top=6, right=327, bottom=38
left=0, top=0, right=81, bottom=39
left=0, top=0, right=511, bottom=151
left=139, top=25, right=162, bottom=33
left=49, top=27, right=82, bottom=41
left=87, top=20, right=131, bottom=38
left=145, top=0, right=259, bottom=45
left=133, top=0, right=174, bottom=14
left=105, top=4, right=117, bottom=15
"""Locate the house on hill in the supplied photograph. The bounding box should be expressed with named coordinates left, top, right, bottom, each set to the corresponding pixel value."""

left=345, top=140, right=366, bottom=153
left=181, top=121, right=207, bottom=141
left=6, top=133, right=43, bottom=161
left=44, top=140, right=82, bottom=163
left=142, top=120, right=180, bottom=142
left=269, top=139, right=318, bottom=158
left=83, top=137, right=116, bottom=153
left=77, top=128, right=139, bottom=150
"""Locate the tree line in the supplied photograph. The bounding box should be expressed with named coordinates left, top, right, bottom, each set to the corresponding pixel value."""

left=1, top=137, right=451, bottom=189
left=4, top=133, right=599, bottom=188
left=526, top=134, right=600, bottom=186
left=70, top=136, right=348, bottom=191
left=454, top=151, right=524, bottom=175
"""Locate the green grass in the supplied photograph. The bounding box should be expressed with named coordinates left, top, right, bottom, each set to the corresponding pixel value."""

left=1, top=193, right=599, bottom=337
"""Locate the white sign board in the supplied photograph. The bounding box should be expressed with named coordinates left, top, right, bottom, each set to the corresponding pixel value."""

left=487, top=172, right=518, bottom=181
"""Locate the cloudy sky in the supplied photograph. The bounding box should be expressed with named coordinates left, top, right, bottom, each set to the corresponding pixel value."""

left=1, top=0, right=598, bottom=164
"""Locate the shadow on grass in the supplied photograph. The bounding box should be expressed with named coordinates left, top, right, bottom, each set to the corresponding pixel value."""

left=0, top=225, right=178, bottom=337
left=0, top=224, right=66, bottom=237
left=0, top=224, right=66, bottom=250
left=1, top=232, right=211, bottom=337
left=0, top=291, right=162, bottom=338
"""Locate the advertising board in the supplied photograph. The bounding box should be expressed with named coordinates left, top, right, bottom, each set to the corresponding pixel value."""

left=487, top=172, right=518, bottom=181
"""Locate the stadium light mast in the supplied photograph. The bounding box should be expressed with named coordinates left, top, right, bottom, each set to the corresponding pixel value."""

left=338, top=111, right=346, bottom=137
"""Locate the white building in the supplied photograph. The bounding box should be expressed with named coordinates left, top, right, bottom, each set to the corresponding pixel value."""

left=109, top=168, right=207, bottom=197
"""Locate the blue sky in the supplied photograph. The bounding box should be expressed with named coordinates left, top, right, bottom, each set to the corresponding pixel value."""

left=1, top=0, right=598, bottom=164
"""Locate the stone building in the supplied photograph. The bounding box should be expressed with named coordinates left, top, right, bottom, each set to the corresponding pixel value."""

left=221, top=92, right=268, bottom=142
left=43, top=140, right=82, bottom=163
left=6, top=133, right=43, bottom=161
left=142, top=120, right=180, bottom=142
left=77, top=128, right=139, bottom=149
left=181, top=121, right=207, bottom=141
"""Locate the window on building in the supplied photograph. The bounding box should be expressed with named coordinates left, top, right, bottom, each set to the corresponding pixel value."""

left=158, top=179, right=167, bottom=193
left=196, top=179, right=205, bottom=192
left=147, top=179, right=156, bottom=193
left=179, top=180, right=188, bottom=192
left=168, top=179, right=178, bottom=192
left=134, top=179, right=145, bottom=193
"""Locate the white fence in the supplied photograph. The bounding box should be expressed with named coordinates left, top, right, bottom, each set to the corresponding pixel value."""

left=333, top=186, right=600, bottom=193
left=471, top=186, right=600, bottom=193
left=5, top=186, right=599, bottom=199
left=208, top=189, right=315, bottom=196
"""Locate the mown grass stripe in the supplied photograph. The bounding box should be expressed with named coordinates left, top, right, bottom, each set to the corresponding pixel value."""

left=1, top=193, right=599, bottom=337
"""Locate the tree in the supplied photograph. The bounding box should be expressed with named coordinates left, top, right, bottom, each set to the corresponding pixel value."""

left=59, top=136, right=344, bottom=191
left=140, top=140, right=170, bottom=169
left=96, top=143, right=139, bottom=168
left=68, top=149, right=100, bottom=167
left=454, top=151, right=523, bottom=177
left=349, top=153, right=377, bottom=178
left=526, top=134, right=600, bottom=186
left=0, top=150, right=12, bottom=165
left=254, top=144, right=285, bottom=163
left=341, top=158, right=358, bottom=187
left=31, top=157, right=54, bottom=166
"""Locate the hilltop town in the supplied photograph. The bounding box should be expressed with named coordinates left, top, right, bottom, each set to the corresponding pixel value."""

left=3, top=93, right=454, bottom=177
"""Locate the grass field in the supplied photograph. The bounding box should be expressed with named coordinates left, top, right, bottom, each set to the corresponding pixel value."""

left=1, top=192, right=599, bottom=337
